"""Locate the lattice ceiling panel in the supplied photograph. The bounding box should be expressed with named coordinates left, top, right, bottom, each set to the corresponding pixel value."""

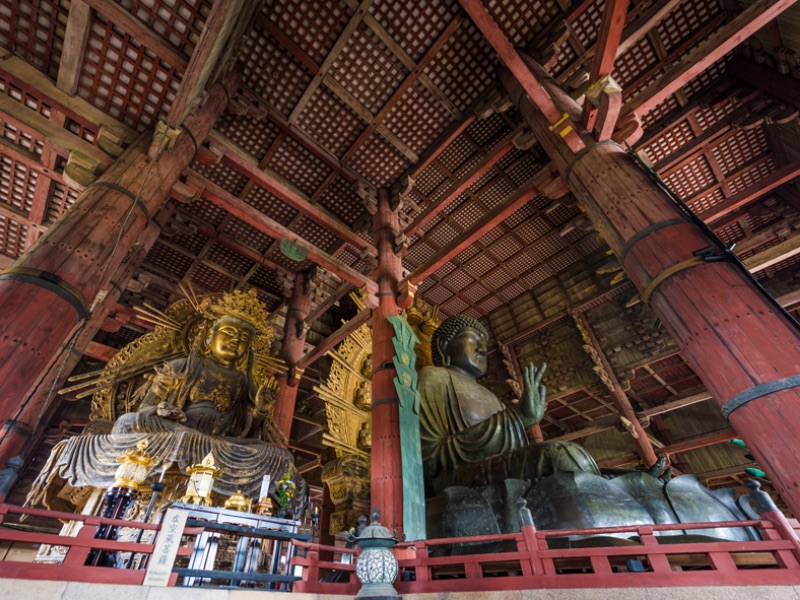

left=641, top=95, right=680, bottom=128
left=424, top=19, right=495, bottom=113
left=571, top=0, right=604, bottom=49
left=347, top=132, right=409, bottom=186
left=296, top=85, right=364, bottom=158
left=47, top=181, right=78, bottom=224
left=663, top=157, right=716, bottom=200
left=642, top=120, right=694, bottom=166
left=0, top=153, right=35, bottom=217
left=727, top=156, right=776, bottom=195
left=166, top=226, right=208, bottom=256
left=370, top=0, right=455, bottom=62
left=316, top=174, right=363, bottom=226
left=191, top=262, right=233, bottom=292
left=215, top=112, right=282, bottom=159
left=243, top=184, right=299, bottom=226
left=117, top=0, right=211, bottom=58
left=0, top=212, right=26, bottom=258
left=0, top=0, right=67, bottom=78
left=144, top=240, right=194, bottom=280
left=0, top=114, right=43, bottom=160
left=239, top=27, right=313, bottom=117
left=221, top=216, right=272, bottom=254
left=267, top=0, right=351, bottom=64
left=712, top=127, right=769, bottom=176
left=195, top=159, right=249, bottom=197
left=657, top=0, right=721, bottom=54
left=181, top=196, right=228, bottom=228
left=384, top=82, right=454, bottom=155
left=248, top=265, right=283, bottom=298
left=329, top=25, right=407, bottom=114
left=614, top=36, right=658, bottom=90
left=294, top=216, right=342, bottom=254
left=205, top=242, right=255, bottom=277
left=268, top=136, right=332, bottom=196
left=79, top=13, right=180, bottom=131
left=486, top=0, right=560, bottom=47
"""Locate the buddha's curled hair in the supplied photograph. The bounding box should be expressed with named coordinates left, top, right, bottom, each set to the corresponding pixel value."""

left=431, top=314, right=488, bottom=367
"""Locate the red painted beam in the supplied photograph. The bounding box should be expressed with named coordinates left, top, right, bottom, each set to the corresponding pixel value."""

left=705, top=159, right=800, bottom=225
left=185, top=169, right=376, bottom=292
left=625, top=0, right=797, bottom=119
left=404, top=138, right=514, bottom=237
left=296, top=307, right=371, bottom=370
left=204, top=131, right=376, bottom=255
left=456, top=0, right=584, bottom=152
left=581, top=0, right=631, bottom=130
left=407, top=176, right=545, bottom=284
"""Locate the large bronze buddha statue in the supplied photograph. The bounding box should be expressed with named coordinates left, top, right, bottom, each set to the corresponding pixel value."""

left=420, top=315, right=758, bottom=542
left=419, top=315, right=600, bottom=497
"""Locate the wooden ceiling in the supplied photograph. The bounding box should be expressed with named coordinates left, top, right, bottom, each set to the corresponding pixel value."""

left=2, top=0, right=800, bottom=501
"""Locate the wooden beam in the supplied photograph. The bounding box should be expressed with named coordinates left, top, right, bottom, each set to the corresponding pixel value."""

left=638, top=391, right=713, bottom=417
left=0, top=54, right=137, bottom=144
left=166, top=0, right=248, bottom=127
left=581, top=0, right=630, bottom=130
left=743, top=234, right=800, bottom=273
left=297, top=307, right=372, bottom=370
left=457, top=0, right=584, bottom=152
left=616, top=0, right=686, bottom=57
left=704, top=159, right=800, bottom=224
left=204, top=131, right=377, bottom=255
left=185, top=169, right=376, bottom=291
left=404, top=137, right=515, bottom=237
left=288, top=0, right=375, bottom=124
left=0, top=254, right=14, bottom=269
left=0, top=94, right=111, bottom=170
left=305, top=281, right=354, bottom=326
left=407, top=176, right=544, bottom=284
left=57, top=0, right=92, bottom=95
left=624, top=0, right=796, bottom=119
left=81, top=0, right=189, bottom=70
left=340, top=12, right=465, bottom=164
left=728, top=55, right=800, bottom=108
left=598, top=427, right=738, bottom=467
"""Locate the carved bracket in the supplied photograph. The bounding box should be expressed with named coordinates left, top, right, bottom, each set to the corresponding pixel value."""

left=148, top=120, right=183, bottom=161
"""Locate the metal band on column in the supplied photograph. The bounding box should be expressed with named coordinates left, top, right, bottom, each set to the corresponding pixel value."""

left=722, top=376, right=800, bottom=419
left=0, top=267, right=89, bottom=318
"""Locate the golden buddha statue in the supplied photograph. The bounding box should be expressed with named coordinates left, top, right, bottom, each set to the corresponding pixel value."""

left=27, top=288, right=304, bottom=513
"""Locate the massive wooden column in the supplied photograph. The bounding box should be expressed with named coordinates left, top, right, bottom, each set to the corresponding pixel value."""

left=0, top=69, right=240, bottom=430
left=501, top=63, right=800, bottom=516
left=370, top=188, right=404, bottom=534
left=0, top=215, right=167, bottom=468
left=273, top=271, right=312, bottom=440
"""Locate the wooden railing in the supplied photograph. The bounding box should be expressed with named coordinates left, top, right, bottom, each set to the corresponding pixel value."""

left=0, top=503, right=305, bottom=590
left=4, top=502, right=800, bottom=594
left=292, top=513, right=800, bottom=594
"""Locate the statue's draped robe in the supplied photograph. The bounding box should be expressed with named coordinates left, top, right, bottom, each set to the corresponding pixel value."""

left=418, top=366, right=599, bottom=496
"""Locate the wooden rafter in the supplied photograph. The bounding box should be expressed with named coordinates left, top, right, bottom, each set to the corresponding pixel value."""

left=287, top=0, right=375, bottom=124
left=56, top=0, right=91, bottom=95
left=82, top=0, right=189, bottom=70
left=624, top=0, right=797, bottom=119
left=202, top=131, right=377, bottom=255
left=297, top=307, right=372, bottom=370
left=185, top=169, right=375, bottom=291
left=339, top=12, right=465, bottom=164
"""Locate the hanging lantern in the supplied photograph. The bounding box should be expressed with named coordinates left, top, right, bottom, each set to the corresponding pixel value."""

left=181, top=452, right=222, bottom=505
left=114, top=440, right=155, bottom=490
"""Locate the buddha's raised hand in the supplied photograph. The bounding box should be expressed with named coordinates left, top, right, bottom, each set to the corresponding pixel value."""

left=520, top=362, right=547, bottom=426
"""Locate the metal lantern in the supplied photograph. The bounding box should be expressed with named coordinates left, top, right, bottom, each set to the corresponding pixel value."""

left=181, top=452, right=222, bottom=505
left=114, top=440, right=155, bottom=490
left=223, top=489, right=252, bottom=512
left=347, top=510, right=400, bottom=598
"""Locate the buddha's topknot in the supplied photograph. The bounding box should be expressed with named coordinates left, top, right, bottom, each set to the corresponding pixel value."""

left=431, top=315, right=488, bottom=367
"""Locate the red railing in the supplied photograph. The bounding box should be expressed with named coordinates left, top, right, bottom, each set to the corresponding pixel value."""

left=292, top=513, right=800, bottom=594
left=4, top=502, right=800, bottom=594
left=0, top=504, right=196, bottom=585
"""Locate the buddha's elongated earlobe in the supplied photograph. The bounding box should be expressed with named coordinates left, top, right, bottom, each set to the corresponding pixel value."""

left=443, top=354, right=451, bottom=368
